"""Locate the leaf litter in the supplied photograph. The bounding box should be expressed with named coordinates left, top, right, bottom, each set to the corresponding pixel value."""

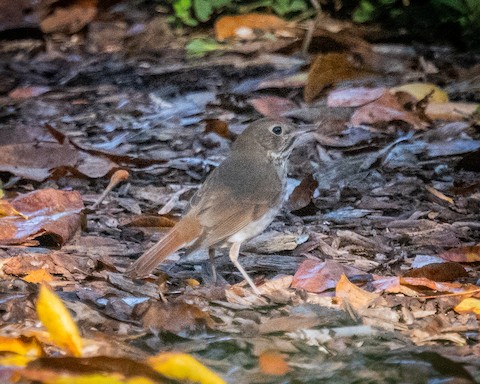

left=0, top=4, right=479, bottom=383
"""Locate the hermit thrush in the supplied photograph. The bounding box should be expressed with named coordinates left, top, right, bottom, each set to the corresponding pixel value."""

left=126, top=118, right=309, bottom=294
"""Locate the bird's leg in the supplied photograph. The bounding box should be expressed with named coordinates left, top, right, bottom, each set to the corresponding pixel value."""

left=228, top=242, right=261, bottom=295
left=208, top=247, right=217, bottom=284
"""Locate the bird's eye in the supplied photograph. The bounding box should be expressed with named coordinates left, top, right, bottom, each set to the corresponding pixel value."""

left=271, top=125, right=282, bottom=135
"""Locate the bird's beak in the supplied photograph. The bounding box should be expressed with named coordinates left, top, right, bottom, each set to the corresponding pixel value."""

left=294, top=124, right=317, bottom=136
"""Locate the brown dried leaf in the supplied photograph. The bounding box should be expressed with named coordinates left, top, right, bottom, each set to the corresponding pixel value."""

left=204, top=119, right=235, bottom=140
left=350, top=92, right=429, bottom=129
left=439, top=245, right=480, bottom=262
left=287, top=173, right=318, bottom=212
left=327, top=87, right=387, bottom=107
left=425, top=102, right=479, bottom=121
left=8, top=86, right=50, bottom=100
left=403, top=262, right=468, bottom=282
left=248, top=96, right=297, bottom=118
left=134, top=302, right=214, bottom=334
left=0, top=189, right=84, bottom=246
left=304, top=53, right=373, bottom=103
left=291, top=259, right=364, bottom=293
left=0, top=124, right=117, bottom=182
left=335, top=274, right=379, bottom=311
left=40, top=0, right=98, bottom=34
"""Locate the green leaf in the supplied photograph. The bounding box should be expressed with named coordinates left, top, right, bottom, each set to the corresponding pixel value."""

left=353, top=0, right=377, bottom=23
left=193, top=0, right=213, bottom=22
left=272, top=0, right=308, bottom=15
left=186, top=38, right=223, bottom=57
left=173, top=0, right=198, bottom=26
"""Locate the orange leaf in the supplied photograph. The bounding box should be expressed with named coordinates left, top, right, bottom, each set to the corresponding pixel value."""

left=258, top=351, right=291, bottom=376
left=23, top=269, right=54, bottom=283
left=214, top=13, right=287, bottom=41
left=335, top=274, right=379, bottom=311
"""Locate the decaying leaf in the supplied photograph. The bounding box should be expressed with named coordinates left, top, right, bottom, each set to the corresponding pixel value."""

left=0, top=124, right=117, bottom=182
left=350, top=92, right=429, bottom=129
left=0, top=189, right=84, bottom=246
left=403, top=262, right=468, bottom=282
left=292, top=259, right=364, bottom=293
left=248, top=96, right=297, bottom=118
left=439, top=246, right=480, bottom=262
left=304, top=53, right=373, bottom=103
left=39, top=0, right=98, bottom=34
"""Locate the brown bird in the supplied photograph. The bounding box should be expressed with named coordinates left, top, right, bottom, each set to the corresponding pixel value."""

left=126, top=118, right=310, bottom=294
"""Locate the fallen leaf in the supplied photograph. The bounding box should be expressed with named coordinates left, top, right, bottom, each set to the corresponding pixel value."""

left=124, top=214, right=177, bottom=229
left=287, top=173, right=318, bottom=212
left=335, top=274, right=379, bottom=311
left=327, top=87, right=387, bottom=107
left=0, top=124, right=117, bottom=182
left=40, top=0, right=98, bottom=34
left=402, top=262, right=468, bottom=282
left=214, top=13, right=288, bottom=41
left=258, top=351, right=291, bottom=376
left=0, top=200, right=28, bottom=219
left=292, top=259, right=365, bottom=293
left=248, top=96, right=297, bottom=118
left=147, top=352, right=226, bottom=384
left=0, top=335, right=44, bottom=357
left=439, top=245, right=480, bottom=262
left=204, top=119, right=235, bottom=140
left=135, top=302, right=214, bottom=334
left=350, top=92, right=429, bottom=129
left=8, top=86, right=51, bottom=100
left=425, top=102, right=479, bottom=120
left=425, top=185, right=454, bottom=205
left=0, top=189, right=84, bottom=246
left=36, top=284, right=83, bottom=357
left=391, top=83, right=449, bottom=103
left=454, top=298, right=480, bottom=315
left=304, top=53, right=373, bottom=103
left=23, top=269, right=54, bottom=283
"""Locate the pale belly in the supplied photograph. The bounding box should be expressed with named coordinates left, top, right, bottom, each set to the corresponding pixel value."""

left=227, top=205, right=280, bottom=244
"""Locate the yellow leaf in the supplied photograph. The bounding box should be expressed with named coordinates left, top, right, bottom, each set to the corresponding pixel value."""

left=0, top=200, right=28, bottom=219
left=36, top=283, right=83, bottom=357
left=23, top=269, right=54, bottom=283
left=147, top=352, right=225, bottom=384
left=454, top=298, right=480, bottom=315
left=392, top=82, right=449, bottom=103
left=0, top=335, right=43, bottom=357
left=46, top=374, right=155, bottom=384
left=0, top=352, right=35, bottom=367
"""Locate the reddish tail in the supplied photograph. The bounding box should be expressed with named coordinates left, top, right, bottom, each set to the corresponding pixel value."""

left=125, top=216, right=202, bottom=278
